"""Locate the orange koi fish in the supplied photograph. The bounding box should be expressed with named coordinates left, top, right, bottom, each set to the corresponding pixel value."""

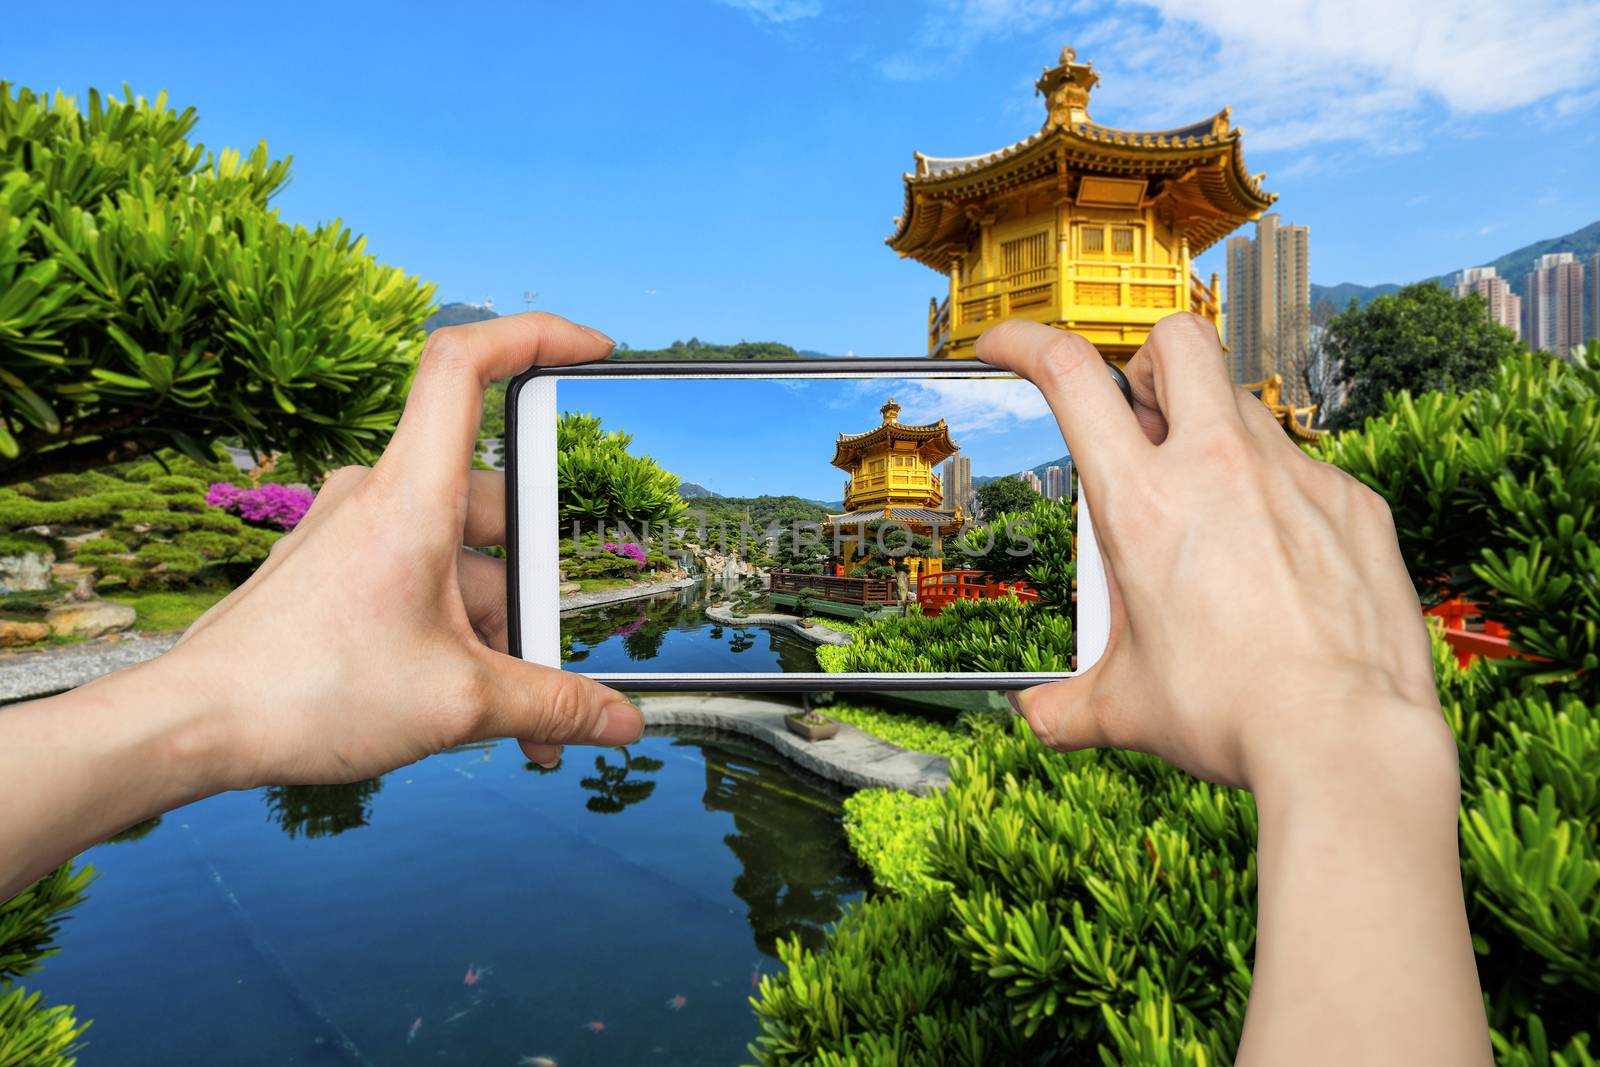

left=582, top=1020, right=605, bottom=1033
left=666, top=994, right=687, bottom=1011
left=406, top=1017, right=422, bottom=1043
left=464, top=963, right=491, bottom=987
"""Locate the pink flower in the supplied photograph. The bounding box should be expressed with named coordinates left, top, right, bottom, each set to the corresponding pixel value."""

left=206, top=482, right=314, bottom=531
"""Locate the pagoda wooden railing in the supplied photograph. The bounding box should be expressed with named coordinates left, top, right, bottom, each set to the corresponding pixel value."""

left=770, top=570, right=897, bottom=605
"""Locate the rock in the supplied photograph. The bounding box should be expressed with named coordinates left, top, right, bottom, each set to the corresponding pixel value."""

left=58, top=530, right=108, bottom=550
left=0, top=619, right=50, bottom=647
left=51, top=561, right=95, bottom=582
left=46, top=600, right=137, bottom=639
left=559, top=581, right=582, bottom=596
left=66, top=573, right=97, bottom=602
left=0, top=550, right=55, bottom=592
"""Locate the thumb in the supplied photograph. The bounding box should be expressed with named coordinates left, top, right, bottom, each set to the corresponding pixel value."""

left=474, top=655, right=644, bottom=748
left=1008, top=664, right=1112, bottom=753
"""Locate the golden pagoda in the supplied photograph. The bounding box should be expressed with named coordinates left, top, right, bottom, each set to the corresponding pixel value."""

left=888, top=45, right=1276, bottom=362
left=826, top=397, right=965, bottom=576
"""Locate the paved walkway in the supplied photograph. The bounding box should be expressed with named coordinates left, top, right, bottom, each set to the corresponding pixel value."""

left=558, top=577, right=696, bottom=613
left=703, top=605, right=852, bottom=646
left=0, top=633, right=178, bottom=703
left=638, top=694, right=950, bottom=795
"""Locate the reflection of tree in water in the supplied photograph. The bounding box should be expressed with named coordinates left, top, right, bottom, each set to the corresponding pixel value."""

left=680, top=735, right=870, bottom=955
left=263, top=779, right=383, bottom=839
left=106, top=816, right=161, bottom=844
left=560, top=587, right=818, bottom=670
left=578, top=747, right=664, bottom=814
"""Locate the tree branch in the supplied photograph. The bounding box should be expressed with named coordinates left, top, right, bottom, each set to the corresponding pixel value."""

left=0, top=437, right=160, bottom=486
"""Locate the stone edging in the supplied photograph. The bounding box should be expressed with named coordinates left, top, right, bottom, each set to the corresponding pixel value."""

left=0, top=633, right=179, bottom=703
left=637, top=694, right=949, bottom=796
left=558, top=577, right=696, bottom=614
left=702, top=604, right=852, bottom=646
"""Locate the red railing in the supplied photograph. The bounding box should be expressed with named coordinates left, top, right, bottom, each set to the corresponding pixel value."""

left=917, top=569, right=1038, bottom=616
left=1425, top=597, right=1522, bottom=669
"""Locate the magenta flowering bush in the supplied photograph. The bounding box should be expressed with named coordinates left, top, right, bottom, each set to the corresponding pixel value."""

left=602, top=541, right=647, bottom=566
left=207, top=483, right=314, bottom=531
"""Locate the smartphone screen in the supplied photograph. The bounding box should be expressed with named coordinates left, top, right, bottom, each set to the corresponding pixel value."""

left=509, top=362, right=1111, bottom=689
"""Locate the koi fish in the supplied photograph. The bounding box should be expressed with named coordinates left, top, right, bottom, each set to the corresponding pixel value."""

left=406, top=1017, right=422, bottom=1043
left=582, top=1020, right=605, bottom=1033
left=464, top=963, right=491, bottom=987
left=519, top=1058, right=558, bottom=1067
left=751, top=962, right=763, bottom=989
left=666, top=994, right=687, bottom=1011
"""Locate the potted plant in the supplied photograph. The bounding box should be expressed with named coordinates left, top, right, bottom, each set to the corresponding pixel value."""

left=794, top=589, right=817, bottom=627
left=785, top=708, right=839, bottom=741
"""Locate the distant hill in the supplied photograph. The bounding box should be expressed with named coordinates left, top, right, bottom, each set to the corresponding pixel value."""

left=422, top=302, right=499, bottom=332
left=616, top=338, right=833, bottom=361
left=1311, top=217, right=1600, bottom=309
left=678, top=483, right=718, bottom=498
left=1310, top=282, right=1402, bottom=310
left=973, top=453, right=1072, bottom=488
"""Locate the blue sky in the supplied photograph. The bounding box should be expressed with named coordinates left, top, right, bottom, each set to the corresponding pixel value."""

left=561, top=376, right=1065, bottom=499
left=8, top=0, right=1599, bottom=356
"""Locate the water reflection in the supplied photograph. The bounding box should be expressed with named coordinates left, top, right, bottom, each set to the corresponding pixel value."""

left=263, top=780, right=383, bottom=839
left=106, top=816, right=161, bottom=844
left=561, top=585, right=819, bottom=673
left=578, top=746, right=664, bottom=814
left=673, top=735, right=870, bottom=955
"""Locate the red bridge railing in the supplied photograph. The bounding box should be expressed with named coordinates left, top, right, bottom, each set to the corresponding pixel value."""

left=917, top=569, right=1038, bottom=616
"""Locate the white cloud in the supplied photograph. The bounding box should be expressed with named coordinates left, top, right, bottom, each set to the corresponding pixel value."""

left=883, top=0, right=1600, bottom=151
left=714, top=0, right=822, bottom=23
left=885, top=378, right=1054, bottom=434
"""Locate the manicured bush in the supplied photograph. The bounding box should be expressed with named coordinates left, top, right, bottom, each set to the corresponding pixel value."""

left=821, top=595, right=1073, bottom=674
left=0, top=82, right=435, bottom=484
left=1319, top=351, right=1599, bottom=696
left=824, top=702, right=968, bottom=759
left=556, top=412, right=685, bottom=530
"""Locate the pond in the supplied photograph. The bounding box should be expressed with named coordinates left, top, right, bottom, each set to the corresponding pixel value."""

left=29, top=729, right=869, bottom=1066
left=562, top=585, right=819, bottom=674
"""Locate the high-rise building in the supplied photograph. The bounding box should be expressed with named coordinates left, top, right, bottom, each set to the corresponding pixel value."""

left=1590, top=254, right=1599, bottom=345
left=1225, top=213, right=1311, bottom=405
left=941, top=455, right=973, bottom=515
left=1044, top=465, right=1064, bottom=501
left=1525, top=253, right=1585, bottom=357
left=1453, top=267, right=1522, bottom=339
left=1019, top=470, right=1043, bottom=495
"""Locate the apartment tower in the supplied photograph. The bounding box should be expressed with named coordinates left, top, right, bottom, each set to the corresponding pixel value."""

left=1453, top=267, right=1522, bottom=339
left=1225, top=213, right=1311, bottom=405
left=941, top=455, right=973, bottom=515
left=1525, top=253, right=1585, bottom=357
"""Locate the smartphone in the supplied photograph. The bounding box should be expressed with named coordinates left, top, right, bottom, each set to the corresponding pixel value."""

left=505, top=358, right=1127, bottom=691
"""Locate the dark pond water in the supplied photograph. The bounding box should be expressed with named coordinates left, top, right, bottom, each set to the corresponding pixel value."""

left=30, top=730, right=868, bottom=1066
left=562, top=585, right=818, bottom=674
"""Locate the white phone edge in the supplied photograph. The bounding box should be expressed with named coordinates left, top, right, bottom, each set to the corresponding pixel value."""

left=513, top=372, right=1110, bottom=684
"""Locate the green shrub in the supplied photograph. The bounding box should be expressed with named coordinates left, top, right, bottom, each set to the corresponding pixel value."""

left=1319, top=351, right=1599, bottom=696
left=0, top=864, right=93, bottom=1066
left=823, top=595, right=1072, bottom=674
left=556, top=412, right=685, bottom=530
left=841, top=789, right=946, bottom=896
left=957, top=496, right=1075, bottom=607
left=824, top=702, right=969, bottom=759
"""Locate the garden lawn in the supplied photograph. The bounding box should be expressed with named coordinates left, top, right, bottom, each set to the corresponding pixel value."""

left=106, top=586, right=231, bottom=633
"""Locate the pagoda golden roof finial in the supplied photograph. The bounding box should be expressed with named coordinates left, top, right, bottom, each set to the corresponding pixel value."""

left=880, top=397, right=900, bottom=424
left=1036, top=43, right=1098, bottom=129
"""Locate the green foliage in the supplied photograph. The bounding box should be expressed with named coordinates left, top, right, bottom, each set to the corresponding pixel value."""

left=0, top=864, right=93, bottom=1066
left=974, top=475, right=1039, bottom=519
left=824, top=596, right=1073, bottom=674
left=824, top=701, right=970, bottom=759
left=105, top=584, right=229, bottom=632
left=556, top=412, right=685, bottom=531
left=958, top=496, right=1075, bottom=606
left=613, top=337, right=815, bottom=361
left=0, top=449, right=280, bottom=590
left=1319, top=351, right=1600, bottom=696
left=750, top=720, right=1257, bottom=1066
left=1324, top=281, right=1522, bottom=430
left=0, top=82, right=435, bottom=483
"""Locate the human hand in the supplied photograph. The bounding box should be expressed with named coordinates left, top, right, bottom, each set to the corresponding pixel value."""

left=975, top=313, right=1451, bottom=793
left=155, top=312, right=643, bottom=790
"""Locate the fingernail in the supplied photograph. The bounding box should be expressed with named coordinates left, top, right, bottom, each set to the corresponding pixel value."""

left=598, top=700, right=644, bottom=745
left=537, top=758, right=560, bottom=769
left=579, top=325, right=616, bottom=349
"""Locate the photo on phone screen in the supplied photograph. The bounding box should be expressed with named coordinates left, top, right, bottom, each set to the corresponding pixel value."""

left=513, top=369, right=1097, bottom=686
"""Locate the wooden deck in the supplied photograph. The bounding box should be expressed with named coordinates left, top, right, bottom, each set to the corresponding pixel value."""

left=768, top=570, right=902, bottom=620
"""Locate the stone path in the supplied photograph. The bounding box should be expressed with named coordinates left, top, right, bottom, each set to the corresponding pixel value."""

left=0, top=633, right=178, bottom=703
left=637, top=694, right=950, bottom=795
left=703, top=605, right=852, bottom=646
left=558, top=577, right=696, bottom=613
